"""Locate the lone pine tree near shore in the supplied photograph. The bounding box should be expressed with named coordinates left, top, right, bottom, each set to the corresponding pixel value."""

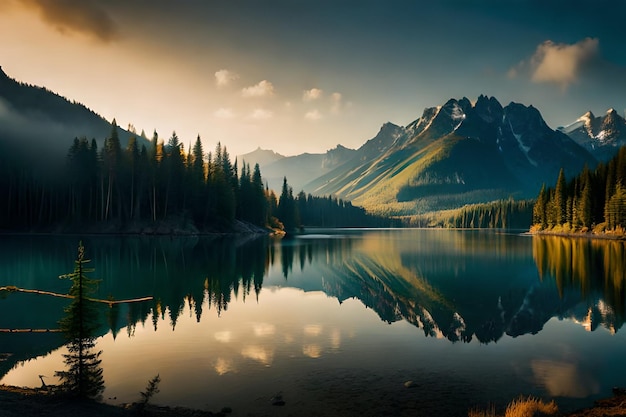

left=55, top=242, right=105, bottom=399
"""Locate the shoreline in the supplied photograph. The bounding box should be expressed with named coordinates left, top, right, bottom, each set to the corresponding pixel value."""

left=528, top=229, right=626, bottom=241
left=0, top=219, right=281, bottom=238
left=2, top=384, right=626, bottom=417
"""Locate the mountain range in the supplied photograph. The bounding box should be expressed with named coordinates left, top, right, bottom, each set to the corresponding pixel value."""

left=243, top=95, right=612, bottom=215
left=239, top=145, right=357, bottom=192
left=558, top=108, right=626, bottom=162
left=1, top=67, right=622, bottom=215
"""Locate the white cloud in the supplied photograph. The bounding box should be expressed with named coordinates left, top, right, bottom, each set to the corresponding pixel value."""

left=303, top=87, right=323, bottom=101
left=215, top=69, right=238, bottom=87
left=242, top=80, right=275, bottom=98
left=305, top=109, right=323, bottom=121
left=213, top=107, right=235, bottom=119
left=330, top=92, right=342, bottom=114
left=509, top=38, right=599, bottom=90
left=250, top=108, right=273, bottom=120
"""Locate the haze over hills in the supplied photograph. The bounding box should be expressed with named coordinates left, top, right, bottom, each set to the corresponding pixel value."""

left=0, top=67, right=145, bottom=172
left=237, top=147, right=285, bottom=170
left=558, top=108, right=626, bottom=162
left=238, top=145, right=357, bottom=191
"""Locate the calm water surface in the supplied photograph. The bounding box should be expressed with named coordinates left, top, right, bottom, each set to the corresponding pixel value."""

left=1, top=229, right=625, bottom=416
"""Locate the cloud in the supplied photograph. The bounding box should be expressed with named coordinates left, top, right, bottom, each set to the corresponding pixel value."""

left=214, top=108, right=235, bottom=119
left=330, top=92, right=342, bottom=114
left=250, top=108, right=273, bottom=120
left=215, top=69, right=239, bottom=87
left=303, top=88, right=323, bottom=101
left=305, top=109, right=323, bottom=121
left=509, top=38, right=599, bottom=90
left=22, top=0, right=119, bottom=42
left=242, top=80, right=275, bottom=98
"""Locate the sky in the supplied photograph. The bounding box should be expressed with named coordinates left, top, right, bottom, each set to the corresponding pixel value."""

left=2, top=0, right=626, bottom=157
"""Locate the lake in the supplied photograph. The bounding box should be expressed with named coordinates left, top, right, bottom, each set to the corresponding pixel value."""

left=1, top=229, right=625, bottom=416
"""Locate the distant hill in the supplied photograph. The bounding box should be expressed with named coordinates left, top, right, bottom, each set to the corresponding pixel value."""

left=240, top=144, right=356, bottom=191
left=0, top=66, right=146, bottom=172
left=304, top=95, right=596, bottom=215
left=558, top=109, right=626, bottom=162
left=237, top=147, right=285, bottom=169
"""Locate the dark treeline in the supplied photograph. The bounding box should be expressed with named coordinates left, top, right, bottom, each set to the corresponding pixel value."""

left=532, top=146, right=626, bottom=233
left=275, top=178, right=395, bottom=231
left=403, top=198, right=534, bottom=229
left=0, top=122, right=388, bottom=233
left=1, top=121, right=271, bottom=232
left=440, top=199, right=533, bottom=229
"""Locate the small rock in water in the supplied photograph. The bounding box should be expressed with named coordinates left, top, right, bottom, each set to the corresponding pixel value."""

left=404, top=380, right=418, bottom=388
left=271, top=392, right=286, bottom=406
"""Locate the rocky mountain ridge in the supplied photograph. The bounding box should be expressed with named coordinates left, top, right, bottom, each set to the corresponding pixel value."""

left=301, top=95, right=596, bottom=214
left=558, top=108, right=626, bottom=161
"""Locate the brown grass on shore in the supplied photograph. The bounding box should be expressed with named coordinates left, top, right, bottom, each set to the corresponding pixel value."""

left=469, top=396, right=558, bottom=417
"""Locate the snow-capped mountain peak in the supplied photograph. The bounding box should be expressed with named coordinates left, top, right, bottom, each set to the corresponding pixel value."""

left=559, top=108, right=626, bottom=161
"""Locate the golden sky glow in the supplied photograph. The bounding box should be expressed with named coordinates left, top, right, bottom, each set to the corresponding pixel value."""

left=2, top=1, right=625, bottom=156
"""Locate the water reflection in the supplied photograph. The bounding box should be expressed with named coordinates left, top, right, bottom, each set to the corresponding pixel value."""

left=533, top=235, right=626, bottom=333
left=531, top=359, right=600, bottom=398
left=1, top=231, right=625, bottom=383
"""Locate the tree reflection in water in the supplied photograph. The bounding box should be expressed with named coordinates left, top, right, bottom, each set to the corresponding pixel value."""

left=1, top=231, right=625, bottom=372
left=533, top=235, right=626, bottom=333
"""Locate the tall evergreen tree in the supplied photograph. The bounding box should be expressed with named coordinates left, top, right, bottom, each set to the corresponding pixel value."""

left=578, top=167, right=592, bottom=229
left=278, top=177, right=298, bottom=231
left=125, top=136, right=140, bottom=221
left=55, top=242, right=104, bottom=399
left=251, top=163, right=267, bottom=226
left=101, top=119, right=122, bottom=221
left=553, top=168, right=567, bottom=225
left=163, top=131, right=185, bottom=218
left=533, top=184, right=548, bottom=228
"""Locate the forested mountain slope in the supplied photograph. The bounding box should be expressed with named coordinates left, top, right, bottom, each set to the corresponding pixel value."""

left=305, top=96, right=596, bottom=215
left=0, top=67, right=144, bottom=173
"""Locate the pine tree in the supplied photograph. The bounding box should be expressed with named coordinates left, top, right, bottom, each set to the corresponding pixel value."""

left=163, top=131, right=186, bottom=217
left=55, top=242, right=104, bottom=399
left=533, top=184, right=548, bottom=229
left=554, top=168, right=567, bottom=225
left=125, top=136, right=140, bottom=221
left=212, top=143, right=236, bottom=225
left=578, top=168, right=592, bottom=229
left=101, top=119, right=122, bottom=221
left=278, top=177, right=298, bottom=231
left=251, top=163, right=267, bottom=226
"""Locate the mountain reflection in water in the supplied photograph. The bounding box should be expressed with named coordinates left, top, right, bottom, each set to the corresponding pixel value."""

left=1, top=232, right=625, bottom=340
left=0, top=230, right=625, bottom=414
